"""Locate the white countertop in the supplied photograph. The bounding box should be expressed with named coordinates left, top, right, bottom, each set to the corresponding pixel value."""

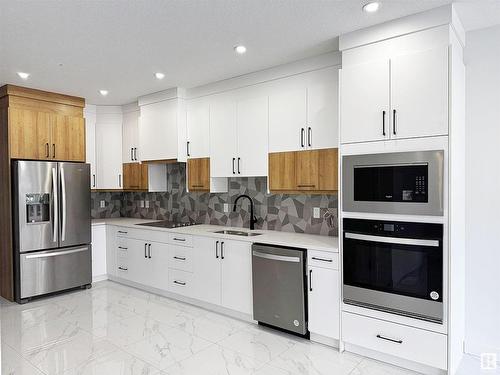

left=92, top=218, right=338, bottom=253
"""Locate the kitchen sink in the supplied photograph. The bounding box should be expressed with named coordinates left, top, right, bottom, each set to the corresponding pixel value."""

left=214, top=230, right=262, bottom=237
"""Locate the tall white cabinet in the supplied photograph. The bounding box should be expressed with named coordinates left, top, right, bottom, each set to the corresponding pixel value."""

left=84, top=105, right=97, bottom=189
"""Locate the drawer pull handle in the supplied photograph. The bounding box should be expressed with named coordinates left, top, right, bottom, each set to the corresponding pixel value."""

left=117, top=231, right=128, bottom=234
left=173, top=238, right=186, bottom=242
left=297, top=184, right=315, bottom=188
left=118, top=267, right=128, bottom=271
left=173, top=280, right=186, bottom=286
left=311, top=257, right=332, bottom=262
left=376, top=334, right=403, bottom=344
left=173, top=256, right=186, bottom=261
left=118, top=246, right=128, bottom=250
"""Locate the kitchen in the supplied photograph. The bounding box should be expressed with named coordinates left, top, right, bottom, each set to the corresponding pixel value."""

left=0, top=1, right=498, bottom=375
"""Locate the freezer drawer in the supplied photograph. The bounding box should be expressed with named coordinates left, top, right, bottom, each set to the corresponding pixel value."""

left=20, top=246, right=92, bottom=299
left=252, top=244, right=307, bottom=335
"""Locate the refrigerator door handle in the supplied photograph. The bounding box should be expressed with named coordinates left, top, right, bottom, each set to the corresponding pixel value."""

left=52, top=167, right=58, bottom=243
left=60, top=167, right=67, bottom=242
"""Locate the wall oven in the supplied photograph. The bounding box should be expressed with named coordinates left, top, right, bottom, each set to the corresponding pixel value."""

left=342, top=151, right=444, bottom=216
left=343, top=218, right=443, bottom=323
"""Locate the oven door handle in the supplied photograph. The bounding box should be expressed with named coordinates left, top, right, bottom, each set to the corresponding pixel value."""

left=345, top=232, right=439, bottom=247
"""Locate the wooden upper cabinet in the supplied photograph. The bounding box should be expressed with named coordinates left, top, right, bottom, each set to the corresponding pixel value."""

left=269, top=148, right=338, bottom=194
left=123, top=163, right=148, bottom=190
left=52, top=115, right=86, bottom=161
left=2, top=85, right=85, bottom=162
left=188, top=157, right=210, bottom=191
left=9, top=107, right=51, bottom=159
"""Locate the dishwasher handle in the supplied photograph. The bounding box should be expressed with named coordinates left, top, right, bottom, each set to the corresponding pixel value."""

left=252, top=251, right=300, bottom=263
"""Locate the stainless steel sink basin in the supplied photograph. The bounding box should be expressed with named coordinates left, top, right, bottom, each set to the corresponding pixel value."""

left=214, top=230, right=262, bottom=237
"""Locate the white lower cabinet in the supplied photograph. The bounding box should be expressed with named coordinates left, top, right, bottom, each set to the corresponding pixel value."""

left=342, top=311, right=447, bottom=370
left=193, top=236, right=253, bottom=314
left=308, top=266, right=339, bottom=339
left=91, top=225, right=107, bottom=280
left=149, top=241, right=171, bottom=291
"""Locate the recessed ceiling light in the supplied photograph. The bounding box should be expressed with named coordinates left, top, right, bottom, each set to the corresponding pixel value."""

left=155, top=72, right=165, bottom=80
left=17, top=72, right=30, bottom=80
left=362, top=2, right=380, bottom=13
left=234, top=45, right=247, bottom=54
left=99, top=90, right=109, bottom=96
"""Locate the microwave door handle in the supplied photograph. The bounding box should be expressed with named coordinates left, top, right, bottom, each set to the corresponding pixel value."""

left=344, top=232, right=439, bottom=247
left=60, top=167, right=67, bottom=242
left=52, top=167, right=58, bottom=243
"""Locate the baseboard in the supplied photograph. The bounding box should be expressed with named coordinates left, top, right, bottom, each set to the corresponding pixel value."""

left=310, top=333, right=339, bottom=348
left=92, top=274, right=108, bottom=283
left=344, top=343, right=446, bottom=375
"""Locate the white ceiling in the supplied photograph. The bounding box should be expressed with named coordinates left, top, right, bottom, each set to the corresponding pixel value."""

left=1, top=0, right=495, bottom=105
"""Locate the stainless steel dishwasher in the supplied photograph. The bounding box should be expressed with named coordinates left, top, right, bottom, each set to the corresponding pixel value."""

left=252, top=243, right=308, bottom=336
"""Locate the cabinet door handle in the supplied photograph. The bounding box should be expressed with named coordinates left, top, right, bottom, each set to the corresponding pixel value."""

left=393, top=109, right=397, bottom=135
left=232, top=158, right=236, bottom=174
left=376, top=334, right=403, bottom=344
left=148, top=243, right=152, bottom=259
left=191, top=185, right=204, bottom=188
left=92, top=174, right=96, bottom=188
left=382, top=110, right=386, bottom=136
left=173, top=280, right=186, bottom=286
left=311, top=256, right=332, bottom=262
left=131, top=148, right=134, bottom=161
left=119, top=174, right=122, bottom=187
left=173, top=256, right=186, bottom=261
left=52, top=144, right=56, bottom=158
left=221, top=241, right=225, bottom=259
left=118, top=267, right=128, bottom=271
left=173, top=237, right=186, bottom=242
left=237, top=158, right=241, bottom=174
left=300, top=128, right=305, bottom=148
left=45, top=143, right=50, bottom=158
left=134, top=148, right=138, bottom=160
left=117, top=230, right=128, bottom=234
left=297, top=184, right=315, bottom=188
left=186, top=141, right=190, bottom=157
left=308, top=127, right=312, bottom=147
left=215, top=240, right=219, bottom=259
left=144, top=243, right=147, bottom=258
left=309, top=269, right=313, bottom=292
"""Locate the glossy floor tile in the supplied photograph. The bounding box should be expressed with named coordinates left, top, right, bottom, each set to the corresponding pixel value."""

left=0, top=280, right=429, bottom=375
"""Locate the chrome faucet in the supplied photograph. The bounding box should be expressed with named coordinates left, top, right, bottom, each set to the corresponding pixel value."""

left=233, top=194, right=257, bottom=230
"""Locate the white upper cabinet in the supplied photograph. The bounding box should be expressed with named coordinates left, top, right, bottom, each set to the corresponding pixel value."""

left=186, top=97, right=210, bottom=158
left=209, top=94, right=238, bottom=177
left=236, top=93, right=269, bottom=177
left=340, top=46, right=449, bottom=144
left=139, top=99, right=179, bottom=161
left=307, top=67, right=339, bottom=150
left=269, top=66, right=339, bottom=152
left=95, top=107, right=123, bottom=190
left=340, top=59, right=390, bottom=144
left=122, top=106, right=140, bottom=163
left=269, top=86, right=307, bottom=152
left=391, top=47, right=449, bottom=139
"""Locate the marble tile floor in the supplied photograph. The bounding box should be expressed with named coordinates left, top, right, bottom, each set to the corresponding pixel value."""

left=0, top=281, right=486, bottom=375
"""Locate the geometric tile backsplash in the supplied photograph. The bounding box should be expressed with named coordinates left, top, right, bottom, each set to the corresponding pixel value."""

left=91, top=163, right=338, bottom=236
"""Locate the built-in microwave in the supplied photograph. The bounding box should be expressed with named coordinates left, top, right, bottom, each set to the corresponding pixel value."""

left=342, top=151, right=444, bottom=216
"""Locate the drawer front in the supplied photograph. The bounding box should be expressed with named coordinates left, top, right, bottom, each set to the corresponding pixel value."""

left=168, top=269, right=193, bottom=297
left=168, top=246, right=193, bottom=272
left=169, top=233, right=193, bottom=247
left=342, top=312, right=447, bottom=370
left=307, top=250, right=338, bottom=269
left=116, top=226, right=169, bottom=243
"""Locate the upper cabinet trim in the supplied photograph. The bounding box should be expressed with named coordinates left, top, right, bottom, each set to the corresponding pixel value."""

left=0, top=84, right=85, bottom=108
left=138, top=87, right=186, bottom=107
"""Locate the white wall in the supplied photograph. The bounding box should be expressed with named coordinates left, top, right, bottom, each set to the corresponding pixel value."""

left=465, top=24, right=500, bottom=357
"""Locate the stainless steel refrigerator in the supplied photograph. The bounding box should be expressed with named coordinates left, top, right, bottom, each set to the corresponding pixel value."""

left=12, top=160, right=92, bottom=303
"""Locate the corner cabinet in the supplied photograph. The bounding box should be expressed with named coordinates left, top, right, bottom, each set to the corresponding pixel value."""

left=340, top=46, right=449, bottom=144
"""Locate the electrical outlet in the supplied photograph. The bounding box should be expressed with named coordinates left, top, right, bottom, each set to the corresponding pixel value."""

left=100, top=200, right=105, bottom=208
left=313, top=207, right=321, bottom=219
left=140, top=200, right=145, bottom=208
left=224, top=203, right=229, bottom=213
left=145, top=200, right=150, bottom=208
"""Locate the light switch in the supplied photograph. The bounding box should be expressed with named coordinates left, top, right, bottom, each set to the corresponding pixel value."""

left=313, top=207, right=321, bottom=219
left=139, top=200, right=145, bottom=208
left=145, top=200, right=150, bottom=208
left=224, top=203, right=229, bottom=213
left=100, top=200, right=105, bottom=208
